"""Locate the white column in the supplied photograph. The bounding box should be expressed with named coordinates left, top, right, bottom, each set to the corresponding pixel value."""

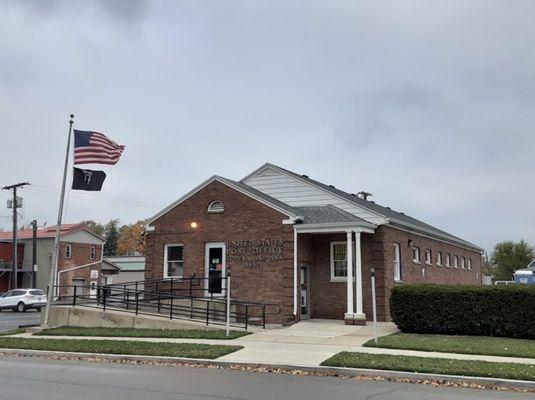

left=345, top=230, right=354, bottom=317
left=355, top=231, right=365, bottom=319
left=293, top=228, right=298, bottom=316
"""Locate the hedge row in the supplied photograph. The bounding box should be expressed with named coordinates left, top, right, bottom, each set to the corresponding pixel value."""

left=390, top=284, right=535, bottom=339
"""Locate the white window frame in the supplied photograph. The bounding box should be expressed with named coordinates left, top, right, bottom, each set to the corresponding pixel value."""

left=425, top=249, right=432, bottom=266
left=467, top=258, right=472, bottom=270
left=330, top=241, right=352, bottom=282
left=412, top=246, right=420, bottom=264
left=393, top=243, right=402, bottom=282
left=453, top=255, right=459, bottom=268
left=461, top=256, right=466, bottom=269
left=164, top=244, right=184, bottom=279
left=89, top=245, right=96, bottom=260
left=65, top=243, right=72, bottom=259
left=436, top=251, right=443, bottom=266
left=207, top=200, right=224, bottom=214
left=445, top=253, right=451, bottom=267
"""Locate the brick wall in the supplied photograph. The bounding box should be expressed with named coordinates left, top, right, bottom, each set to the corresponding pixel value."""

left=58, top=242, right=103, bottom=295
left=145, top=181, right=295, bottom=325
left=145, top=181, right=483, bottom=324
left=297, top=232, right=377, bottom=320
left=379, top=225, right=482, bottom=319
left=297, top=226, right=482, bottom=322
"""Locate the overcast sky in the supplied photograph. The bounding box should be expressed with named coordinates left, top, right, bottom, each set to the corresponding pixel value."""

left=1, top=0, right=534, bottom=252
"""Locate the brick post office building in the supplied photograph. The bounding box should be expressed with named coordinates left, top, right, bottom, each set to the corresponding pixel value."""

left=145, top=163, right=483, bottom=325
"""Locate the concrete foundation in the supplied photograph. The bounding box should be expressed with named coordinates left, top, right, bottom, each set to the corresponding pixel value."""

left=45, top=306, right=228, bottom=330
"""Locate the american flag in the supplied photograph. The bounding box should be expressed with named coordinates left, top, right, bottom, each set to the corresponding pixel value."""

left=73, top=130, right=125, bottom=165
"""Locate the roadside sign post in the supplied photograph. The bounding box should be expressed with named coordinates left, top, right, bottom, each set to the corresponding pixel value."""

left=370, top=266, right=378, bottom=345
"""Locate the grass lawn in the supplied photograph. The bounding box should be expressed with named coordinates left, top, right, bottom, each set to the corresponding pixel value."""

left=0, top=337, right=241, bottom=359
left=322, top=352, right=535, bottom=381
left=34, top=326, right=249, bottom=340
left=364, top=333, right=535, bottom=359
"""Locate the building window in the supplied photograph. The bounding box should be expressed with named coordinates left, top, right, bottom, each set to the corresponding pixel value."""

left=453, top=255, right=459, bottom=268
left=164, top=244, right=184, bottom=278
left=468, top=258, right=472, bottom=270
left=461, top=256, right=466, bottom=269
left=89, top=245, right=96, bottom=260
left=425, top=249, right=432, bottom=265
left=330, top=242, right=351, bottom=281
left=393, top=243, right=402, bottom=282
left=436, top=251, right=443, bottom=266
left=207, top=200, right=224, bottom=213
left=65, top=243, right=72, bottom=259
left=445, top=253, right=451, bottom=267
left=412, top=247, right=420, bottom=263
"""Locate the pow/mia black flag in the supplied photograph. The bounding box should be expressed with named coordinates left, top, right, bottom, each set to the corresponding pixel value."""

left=72, top=167, right=106, bottom=191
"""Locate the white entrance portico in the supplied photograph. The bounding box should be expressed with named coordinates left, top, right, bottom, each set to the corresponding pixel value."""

left=293, top=221, right=375, bottom=324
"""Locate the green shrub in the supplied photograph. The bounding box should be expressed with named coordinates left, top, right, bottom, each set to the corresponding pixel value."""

left=390, top=284, right=535, bottom=339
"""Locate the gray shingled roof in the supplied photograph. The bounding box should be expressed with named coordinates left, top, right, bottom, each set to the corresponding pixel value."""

left=262, top=164, right=482, bottom=251
left=293, top=205, right=371, bottom=225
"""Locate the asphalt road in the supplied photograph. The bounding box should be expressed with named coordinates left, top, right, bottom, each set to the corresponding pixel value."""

left=0, top=357, right=532, bottom=400
left=0, top=310, right=41, bottom=332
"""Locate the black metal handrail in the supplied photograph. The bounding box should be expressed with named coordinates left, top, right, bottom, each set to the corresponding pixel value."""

left=106, top=276, right=230, bottom=300
left=53, top=284, right=280, bottom=329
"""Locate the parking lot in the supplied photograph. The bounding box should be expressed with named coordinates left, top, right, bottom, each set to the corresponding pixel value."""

left=0, top=310, right=41, bottom=333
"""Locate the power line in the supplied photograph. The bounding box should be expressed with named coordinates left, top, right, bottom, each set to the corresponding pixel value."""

left=25, top=187, right=162, bottom=209
left=31, top=184, right=163, bottom=208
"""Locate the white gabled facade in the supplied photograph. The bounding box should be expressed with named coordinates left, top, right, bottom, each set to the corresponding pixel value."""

left=242, top=164, right=388, bottom=225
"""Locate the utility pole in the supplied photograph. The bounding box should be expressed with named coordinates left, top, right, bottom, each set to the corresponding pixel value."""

left=2, top=182, right=30, bottom=289
left=31, top=220, right=37, bottom=288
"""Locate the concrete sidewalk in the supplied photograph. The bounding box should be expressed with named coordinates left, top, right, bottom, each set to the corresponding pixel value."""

left=8, top=320, right=535, bottom=367
left=11, top=319, right=397, bottom=366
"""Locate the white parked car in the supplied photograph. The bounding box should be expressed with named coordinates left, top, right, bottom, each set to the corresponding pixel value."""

left=0, top=289, right=47, bottom=312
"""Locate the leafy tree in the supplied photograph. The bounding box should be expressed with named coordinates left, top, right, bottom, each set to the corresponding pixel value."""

left=117, top=221, right=146, bottom=255
left=103, top=219, right=120, bottom=256
left=491, top=240, right=535, bottom=280
left=81, top=220, right=105, bottom=237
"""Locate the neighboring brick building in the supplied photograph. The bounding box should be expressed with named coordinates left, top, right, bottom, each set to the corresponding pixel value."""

left=145, top=163, right=483, bottom=325
left=0, top=224, right=117, bottom=295
left=0, top=242, right=24, bottom=292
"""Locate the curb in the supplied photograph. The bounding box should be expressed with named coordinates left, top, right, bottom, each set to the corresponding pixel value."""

left=0, top=348, right=534, bottom=391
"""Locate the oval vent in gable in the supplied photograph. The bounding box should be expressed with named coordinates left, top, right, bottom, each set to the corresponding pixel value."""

left=207, top=200, right=224, bottom=213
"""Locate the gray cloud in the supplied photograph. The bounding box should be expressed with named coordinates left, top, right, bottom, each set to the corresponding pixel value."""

left=6, top=0, right=149, bottom=23
left=1, top=0, right=534, bottom=252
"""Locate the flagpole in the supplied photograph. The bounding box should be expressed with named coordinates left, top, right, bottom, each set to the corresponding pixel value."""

left=43, top=114, right=75, bottom=327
